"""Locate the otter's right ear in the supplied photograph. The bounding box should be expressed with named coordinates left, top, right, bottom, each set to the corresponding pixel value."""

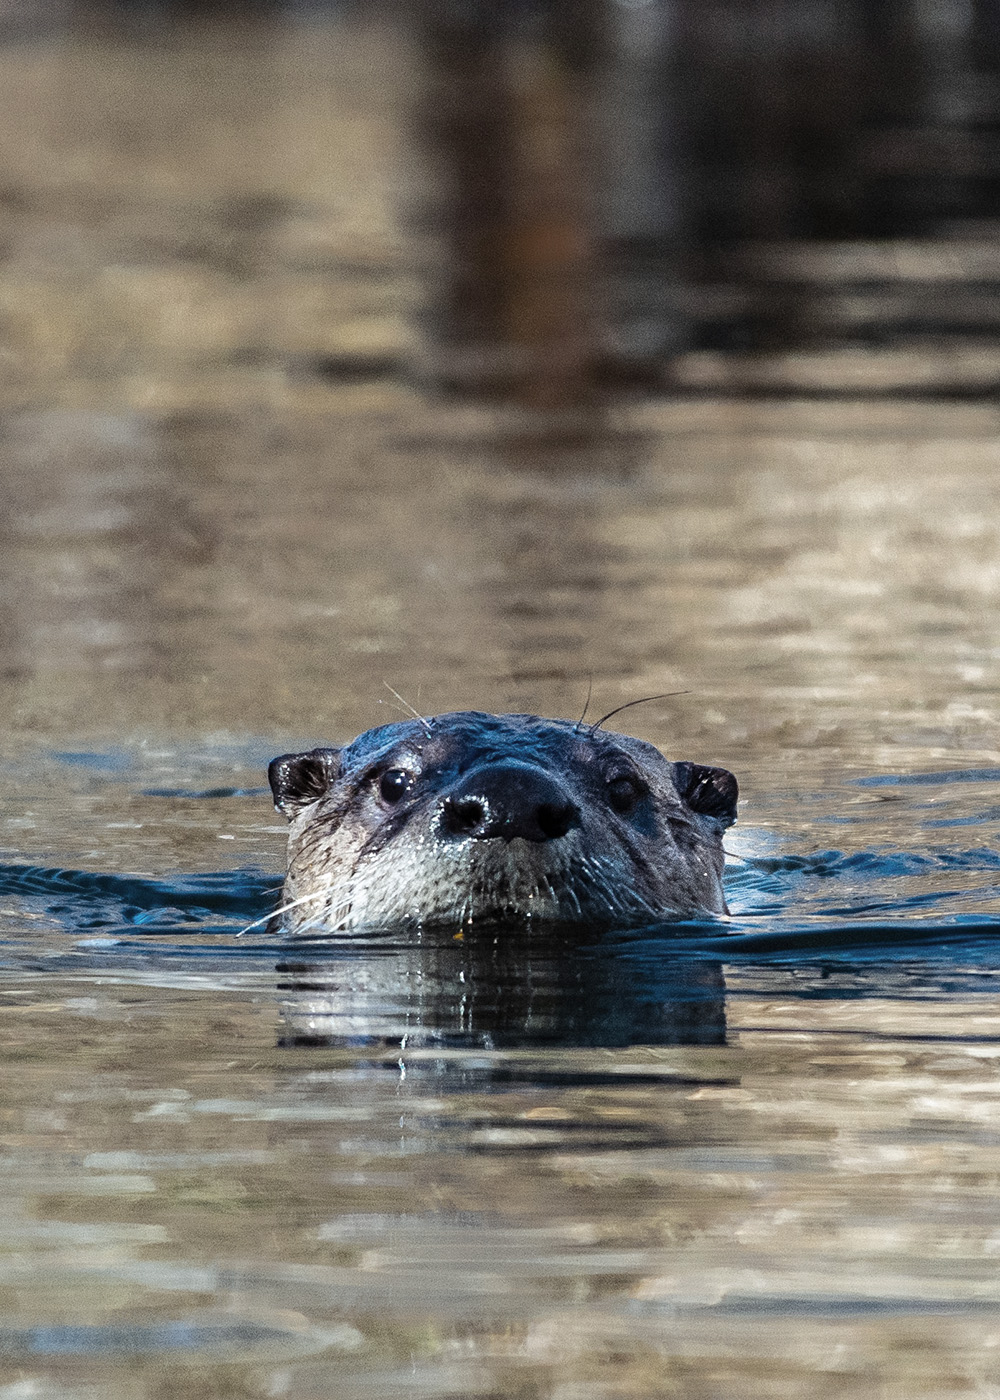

left=268, top=748, right=341, bottom=817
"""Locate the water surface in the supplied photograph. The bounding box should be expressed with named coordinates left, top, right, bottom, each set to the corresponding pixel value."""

left=2, top=8, right=1000, bottom=1400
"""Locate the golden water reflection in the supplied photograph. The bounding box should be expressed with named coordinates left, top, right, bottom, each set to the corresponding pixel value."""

left=2, top=973, right=1000, bottom=1398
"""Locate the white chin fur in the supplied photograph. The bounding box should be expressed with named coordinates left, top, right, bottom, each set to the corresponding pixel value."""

left=289, top=835, right=664, bottom=933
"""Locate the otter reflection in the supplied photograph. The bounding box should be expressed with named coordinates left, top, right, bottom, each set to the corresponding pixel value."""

left=277, top=926, right=725, bottom=1051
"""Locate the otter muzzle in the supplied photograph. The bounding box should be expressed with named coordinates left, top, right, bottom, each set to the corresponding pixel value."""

left=439, top=761, right=578, bottom=843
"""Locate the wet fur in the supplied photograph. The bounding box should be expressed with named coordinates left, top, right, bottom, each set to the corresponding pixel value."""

left=269, top=711, right=737, bottom=935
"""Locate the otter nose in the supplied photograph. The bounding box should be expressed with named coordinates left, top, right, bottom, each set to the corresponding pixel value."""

left=440, top=762, right=578, bottom=843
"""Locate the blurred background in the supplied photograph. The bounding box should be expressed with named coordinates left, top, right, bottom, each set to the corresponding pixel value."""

left=4, top=0, right=1000, bottom=401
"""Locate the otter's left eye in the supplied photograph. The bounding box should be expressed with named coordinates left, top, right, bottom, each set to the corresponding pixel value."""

left=378, top=769, right=413, bottom=804
left=606, top=774, right=644, bottom=813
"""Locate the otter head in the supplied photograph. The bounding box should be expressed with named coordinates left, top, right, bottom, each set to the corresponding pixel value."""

left=268, top=711, right=737, bottom=935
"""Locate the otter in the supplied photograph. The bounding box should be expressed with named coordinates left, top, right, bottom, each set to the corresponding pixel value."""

left=268, top=711, right=738, bottom=935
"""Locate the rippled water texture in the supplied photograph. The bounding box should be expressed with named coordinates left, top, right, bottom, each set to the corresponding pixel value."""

left=3, top=8, right=1000, bottom=1400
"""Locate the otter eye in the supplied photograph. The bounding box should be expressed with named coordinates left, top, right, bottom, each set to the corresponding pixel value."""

left=378, top=768, right=413, bottom=804
left=606, top=773, right=644, bottom=814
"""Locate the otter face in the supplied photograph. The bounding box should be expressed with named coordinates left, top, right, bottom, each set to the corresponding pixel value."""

left=268, top=711, right=737, bottom=934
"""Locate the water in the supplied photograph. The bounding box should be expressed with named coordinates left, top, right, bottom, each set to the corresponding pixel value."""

left=4, top=7, right=1000, bottom=1399
left=5, top=413, right=1000, bottom=1400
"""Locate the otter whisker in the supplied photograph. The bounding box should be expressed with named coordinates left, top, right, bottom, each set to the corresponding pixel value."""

left=574, top=674, right=594, bottom=733
left=586, top=855, right=618, bottom=912
left=381, top=682, right=433, bottom=737
left=378, top=697, right=416, bottom=724
left=589, top=691, right=690, bottom=734
left=238, top=885, right=333, bottom=936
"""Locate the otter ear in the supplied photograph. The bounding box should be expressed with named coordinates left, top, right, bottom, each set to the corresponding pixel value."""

left=673, top=761, right=738, bottom=828
left=268, top=748, right=341, bottom=817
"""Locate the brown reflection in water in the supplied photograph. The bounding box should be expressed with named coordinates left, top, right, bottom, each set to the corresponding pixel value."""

left=416, top=2, right=604, bottom=414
